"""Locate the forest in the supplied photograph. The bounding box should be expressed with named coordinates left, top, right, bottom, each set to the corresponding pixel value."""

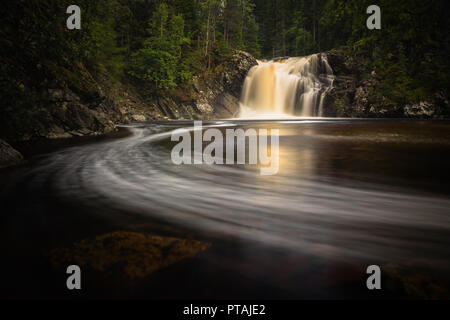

left=1, top=0, right=450, bottom=124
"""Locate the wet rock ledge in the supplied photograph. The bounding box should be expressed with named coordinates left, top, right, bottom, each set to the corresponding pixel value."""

left=0, top=139, right=23, bottom=168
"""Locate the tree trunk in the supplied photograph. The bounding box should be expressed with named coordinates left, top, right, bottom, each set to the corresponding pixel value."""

left=282, top=10, right=286, bottom=56
left=205, top=6, right=211, bottom=57
left=313, top=0, right=316, bottom=47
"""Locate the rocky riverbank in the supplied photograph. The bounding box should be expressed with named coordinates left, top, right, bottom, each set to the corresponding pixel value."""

left=4, top=45, right=450, bottom=169
left=0, top=50, right=256, bottom=167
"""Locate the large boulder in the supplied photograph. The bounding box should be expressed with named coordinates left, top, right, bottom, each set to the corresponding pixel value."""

left=0, top=139, right=23, bottom=168
left=51, top=231, right=211, bottom=280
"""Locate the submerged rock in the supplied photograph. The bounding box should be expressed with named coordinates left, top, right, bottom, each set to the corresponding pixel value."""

left=51, top=231, right=211, bottom=279
left=383, top=264, right=450, bottom=299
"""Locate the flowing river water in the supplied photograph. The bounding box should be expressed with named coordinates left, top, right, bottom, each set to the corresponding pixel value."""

left=1, top=56, right=450, bottom=299
left=240, top=54, right=334, bottom=117
left=1, top=119, right=450, bottom=298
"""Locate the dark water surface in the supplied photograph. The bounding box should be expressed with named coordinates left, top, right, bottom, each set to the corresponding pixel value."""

left=1, top=119, right=450, bottom=299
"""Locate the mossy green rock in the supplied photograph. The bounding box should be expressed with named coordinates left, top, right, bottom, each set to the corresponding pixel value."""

left=51, top=231, right=211, bottom=279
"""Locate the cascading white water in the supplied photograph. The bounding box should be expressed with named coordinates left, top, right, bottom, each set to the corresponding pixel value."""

left=239, top=54, right=335, bottom=118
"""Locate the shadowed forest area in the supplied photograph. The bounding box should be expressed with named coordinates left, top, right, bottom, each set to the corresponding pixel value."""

left=2, top=1, right=449, bottom=119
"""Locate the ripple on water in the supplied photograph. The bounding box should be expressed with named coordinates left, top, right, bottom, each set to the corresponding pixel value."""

left=20, top=121, right=448, bottom=272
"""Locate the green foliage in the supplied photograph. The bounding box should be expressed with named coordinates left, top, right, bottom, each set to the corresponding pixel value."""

left=2, top=0, right=449, bottom=122
left=129, top=48, right=177, bottom=91
left=127, top=4, right=191, bottom=92
left=253, top=0, right=449, bottom=103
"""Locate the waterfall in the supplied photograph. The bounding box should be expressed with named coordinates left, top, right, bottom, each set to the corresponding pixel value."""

left=239, top=54, right=334, bottom=118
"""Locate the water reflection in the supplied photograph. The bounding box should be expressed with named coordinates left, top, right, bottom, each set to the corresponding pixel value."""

left=12, top=120, right=449, bottom=272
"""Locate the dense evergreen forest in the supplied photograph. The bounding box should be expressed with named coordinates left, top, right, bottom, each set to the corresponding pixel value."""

left=1, top=0, right=450, bottom=135
left=255, top=0, right=450, bottom=105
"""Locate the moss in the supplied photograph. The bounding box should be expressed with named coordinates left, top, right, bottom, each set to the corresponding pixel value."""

left=51, top=231, right=211, bottom=279
left=383, top=264, right=450, bottom=299
left=334, top=96, right=351, bottom=117
left=44, top=60, right=98, bottom=101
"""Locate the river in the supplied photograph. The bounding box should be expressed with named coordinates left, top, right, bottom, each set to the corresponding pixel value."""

left=1, top=119, right=450, bottom=299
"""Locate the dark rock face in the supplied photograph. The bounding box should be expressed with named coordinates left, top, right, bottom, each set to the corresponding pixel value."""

left=193, top=50, right=258, bottom=119
left=323, top=50, right=450, bottom=118
left=29, top=90, right=121, bottom=140
left=153, top=50, right=258, bottom=119
left=0, top=139, right=23, bottom=168
left=0, top=66, right=153, bottom=142
left=1, top=51, right=257, bottom=146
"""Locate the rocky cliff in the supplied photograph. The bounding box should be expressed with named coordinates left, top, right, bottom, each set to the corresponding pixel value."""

left=323, top=49, right=450, bottom=118
left=149, top=50, right=257, bottom=120
left=0, top=50, right=256, bottom=167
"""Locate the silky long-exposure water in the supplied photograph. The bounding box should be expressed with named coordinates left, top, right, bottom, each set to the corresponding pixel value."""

left=240, top=54, right=334, bottom=117
left=1, top=119, right=450, bottom=298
